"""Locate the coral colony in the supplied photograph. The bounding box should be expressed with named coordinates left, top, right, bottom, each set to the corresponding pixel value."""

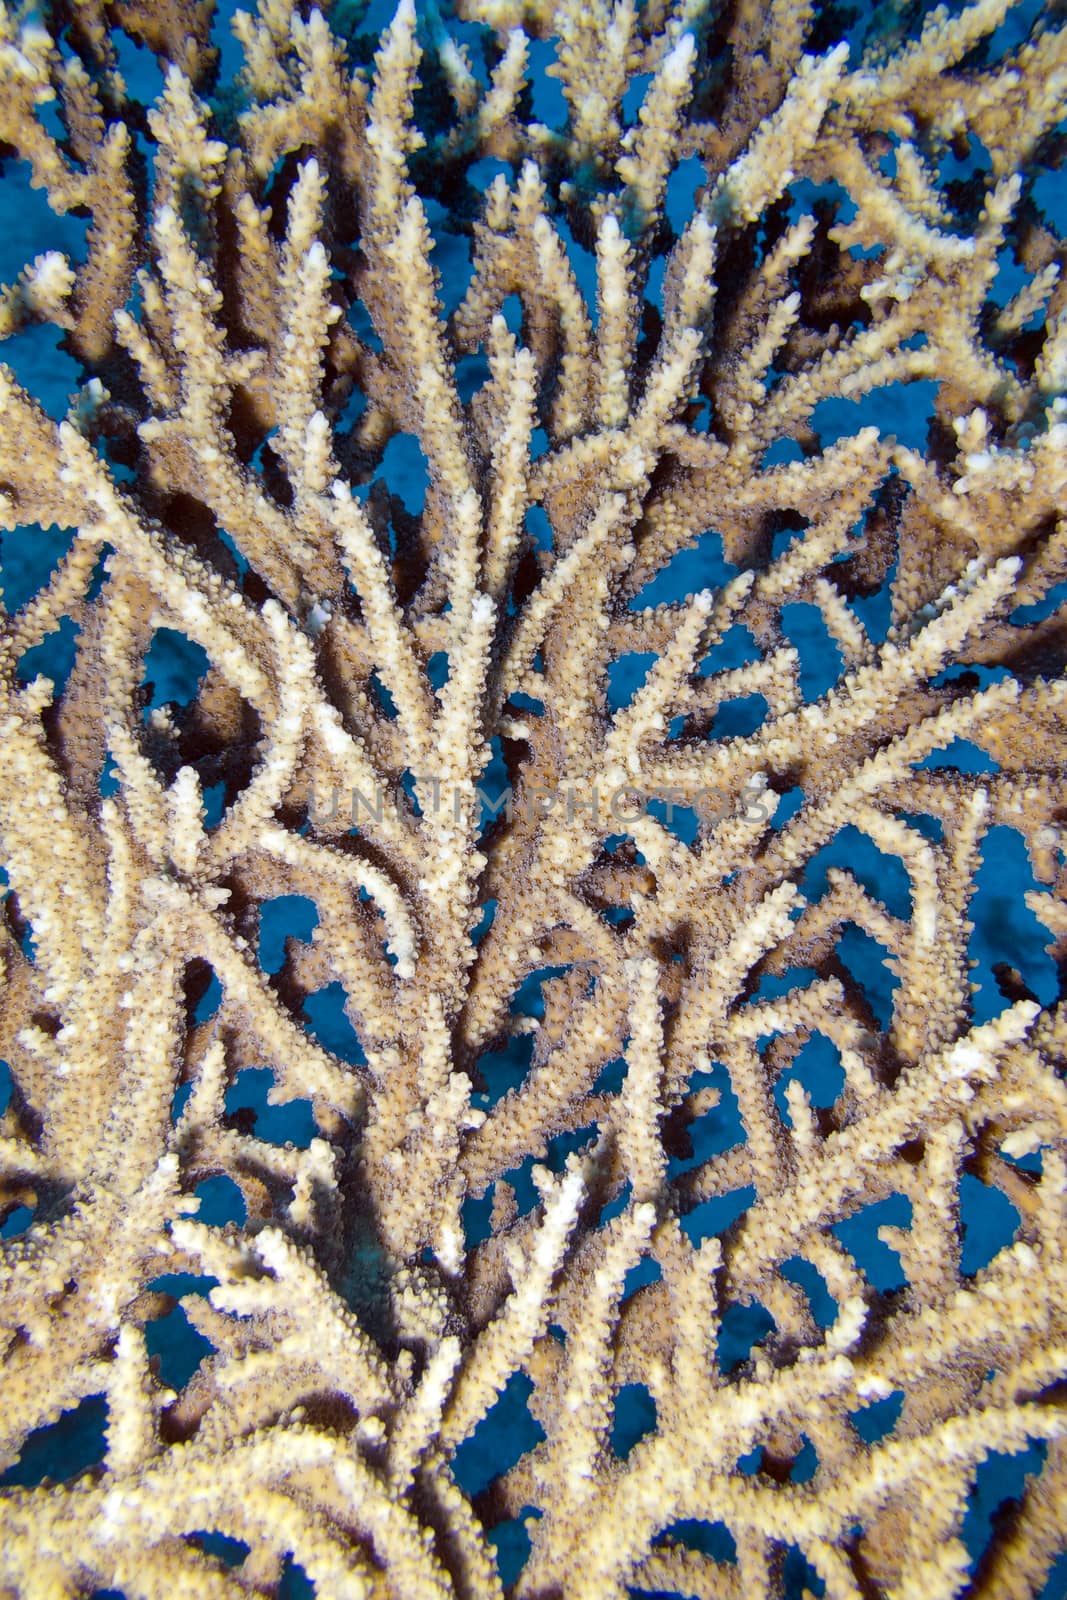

left=0, top=0, right=1066, bottom=1594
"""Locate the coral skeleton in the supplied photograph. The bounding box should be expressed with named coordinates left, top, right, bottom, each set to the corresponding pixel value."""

left=0, top=0, right=1066, bottom=1593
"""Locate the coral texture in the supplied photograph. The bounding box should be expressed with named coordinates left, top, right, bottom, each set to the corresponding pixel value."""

left=0, top=0, right=1066, bottom=1594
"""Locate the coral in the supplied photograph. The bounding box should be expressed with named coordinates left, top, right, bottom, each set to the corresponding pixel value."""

left=0, top=0, right=1065, bottom=1594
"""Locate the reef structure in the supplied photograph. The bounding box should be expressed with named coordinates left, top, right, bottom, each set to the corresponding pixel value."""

left=0, top=0, right=1066, bottom=1595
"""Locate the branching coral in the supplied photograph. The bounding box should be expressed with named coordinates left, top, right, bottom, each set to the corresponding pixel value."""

left=0, top=0, right=1065, bottom=1595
